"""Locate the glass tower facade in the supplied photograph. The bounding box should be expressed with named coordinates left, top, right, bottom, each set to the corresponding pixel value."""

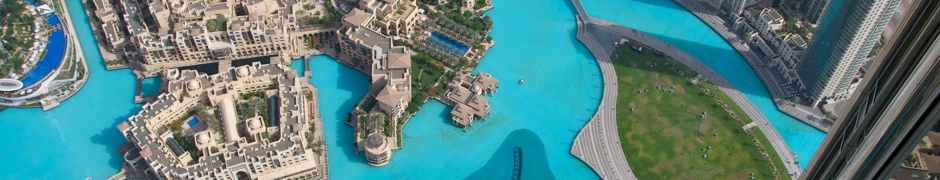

left=797, top=0, right=900, bottom=106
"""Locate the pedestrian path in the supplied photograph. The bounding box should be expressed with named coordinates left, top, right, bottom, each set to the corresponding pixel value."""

left=568, top=0, right=637, bottom=179
left=586, top=17, right=803, bottom=179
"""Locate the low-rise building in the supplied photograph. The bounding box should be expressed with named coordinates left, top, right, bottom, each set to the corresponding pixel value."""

left=358, top=0, right=421, bottom=37
left=115, top=62, right=325, bottom=179
left=90, top=0, right=321, bottom=76
left=338, top=8, right=413, bottom=166
left=442, top=72, right=498, bottom=127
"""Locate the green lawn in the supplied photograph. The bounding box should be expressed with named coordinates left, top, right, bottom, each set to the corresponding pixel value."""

left=405, top=52, right=447, bottom=115
left=611, top=43, right=788, bottom=179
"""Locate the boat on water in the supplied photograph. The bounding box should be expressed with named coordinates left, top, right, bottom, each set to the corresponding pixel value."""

left=518, top=78, right=524, bottom=84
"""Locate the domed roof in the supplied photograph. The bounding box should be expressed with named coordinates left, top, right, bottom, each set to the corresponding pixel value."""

left=236, top=67, right=250, bottom=77
left=248, top=119, right=262, bottom=129
left=365, top=133, right=387, bottom=149
left=187, top=80, right=200, bottom=91
left=197, top=133, right=210, bottom=144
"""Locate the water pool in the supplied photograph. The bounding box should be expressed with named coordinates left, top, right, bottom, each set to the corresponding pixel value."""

left=581, top=0, right=826, bottom=168
left=140, top=77, right=161, bottom=97
left=20, top=13, right=67, bottom=87
left=186, top=117, right=199, bottom=127
left=0, top=0, right=139, bottom=178
left=430, top=31, right=469, bottom=53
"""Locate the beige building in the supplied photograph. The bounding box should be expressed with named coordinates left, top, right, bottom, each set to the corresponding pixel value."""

left=363, top=132, right=392, bottom=166
left=115, top=62, right=325, bottom=180
left=338, top=9, right=413, bottom=121
left=92, top=0, right=125, bottom=51
left=91, top=0, right=325, bottom=76
left=337, top=8, right=415, bottom=166
left=358, top=0, right=421, bottom=36
left=442, top=72, right=497, bottom=127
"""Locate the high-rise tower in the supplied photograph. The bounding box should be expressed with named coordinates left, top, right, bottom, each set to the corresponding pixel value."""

left=796, top=0, right=901, bottom=106
left=720, top=0, right=748, bottom=18
left=801, top=0, right=833, bottom=25
left=802, top=0, right=940, bottom=178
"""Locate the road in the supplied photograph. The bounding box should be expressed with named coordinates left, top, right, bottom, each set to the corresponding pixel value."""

left=673, top=0, right=832, bottom=132
left=569, top=11, right=638, bottom=180
left=587, top=17, right=804, bottom=179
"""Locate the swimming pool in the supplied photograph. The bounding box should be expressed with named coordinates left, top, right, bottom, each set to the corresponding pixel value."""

left=0, top=0, right=139, bottom=178
left=186, top=117, right=199, bottom=128
left=430, top=31, right=469, bottom=55
left=20, top=13, right=67, bottom=87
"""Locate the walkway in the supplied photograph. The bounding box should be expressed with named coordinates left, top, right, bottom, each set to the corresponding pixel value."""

left=672, top=0, right=831, bottom=132
left=586, top=16, right=803, bottom=179
left=568, top=0, right=802, bottom=178
left=568, top=0, right=636, bottom=179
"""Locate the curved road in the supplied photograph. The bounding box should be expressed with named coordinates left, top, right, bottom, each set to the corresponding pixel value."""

left=589, top=18, right=801, bottom=179
left=568, top=0, right=802, bottom=179
left=570, top=13, right=637, bottom=180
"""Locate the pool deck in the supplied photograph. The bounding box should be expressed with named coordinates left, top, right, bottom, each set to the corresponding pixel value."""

left=569, top=0, right=801, bottom=178
left=1, top=0, right=90, bottom=110
left=672, top=0, right=832, bottom=133
left=43, top=0, right=90, bottom=110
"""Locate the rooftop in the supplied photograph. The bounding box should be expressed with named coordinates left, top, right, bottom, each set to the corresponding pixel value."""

left=344, top=8, right=375, bottom=27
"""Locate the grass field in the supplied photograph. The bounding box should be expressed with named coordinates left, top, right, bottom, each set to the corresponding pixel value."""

left=611, top=42, right=788, bottom=179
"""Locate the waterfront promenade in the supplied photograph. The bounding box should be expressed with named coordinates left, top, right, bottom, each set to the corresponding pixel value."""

left=569, top=0, right=636, bottom=179
left=586, top=18, right=802, bottom=179
left=570, top=12, right=637, bottom=180
left=568, top=0, right=801, bottom=178
left=672, top=0, right=832, bottom=132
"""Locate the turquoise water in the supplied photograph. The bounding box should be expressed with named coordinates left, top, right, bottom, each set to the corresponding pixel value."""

left=581, top=0, right=826, bottom=167
left=0, top=0, right=822, bottom=179
left=140, top=77, right=161, bottom=97
left=310, top=0, right=601, bottom=178
left=0, top=0, right=138, bottom=178
left=290, top=59, right=306, bottom=76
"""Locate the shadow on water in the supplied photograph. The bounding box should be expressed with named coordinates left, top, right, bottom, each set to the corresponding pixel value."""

left=89, top=106, right=140, bottom=170
left=178, top=63, right=219, bottom=75
left=468, top=129, right=555, bottom=180
left=584, top=19, right=775, bottom=101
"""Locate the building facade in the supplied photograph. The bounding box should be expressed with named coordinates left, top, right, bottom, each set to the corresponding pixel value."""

left=115, top=62, right=324, bottom=179
left=801, top=0, right=832, bottom=25
left=338, top=8, right=413, bottom=166
left=358, top=0, right=421, bottom=37
left=802, top=1, right=940, bottom=178
left=797, top=0, right=900, bottom=106
left=91, top=0, right=323, bottom=76
left=720, top=0, right=748, bottom=18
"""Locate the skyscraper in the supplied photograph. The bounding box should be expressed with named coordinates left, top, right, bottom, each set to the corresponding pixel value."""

left=801, top=0, right=832, bottom=25
left=720, top=0, right=748, bottom=17
left=796, top=0, right=901, bottom=106
left=801, top=0, right=940, bottom=178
